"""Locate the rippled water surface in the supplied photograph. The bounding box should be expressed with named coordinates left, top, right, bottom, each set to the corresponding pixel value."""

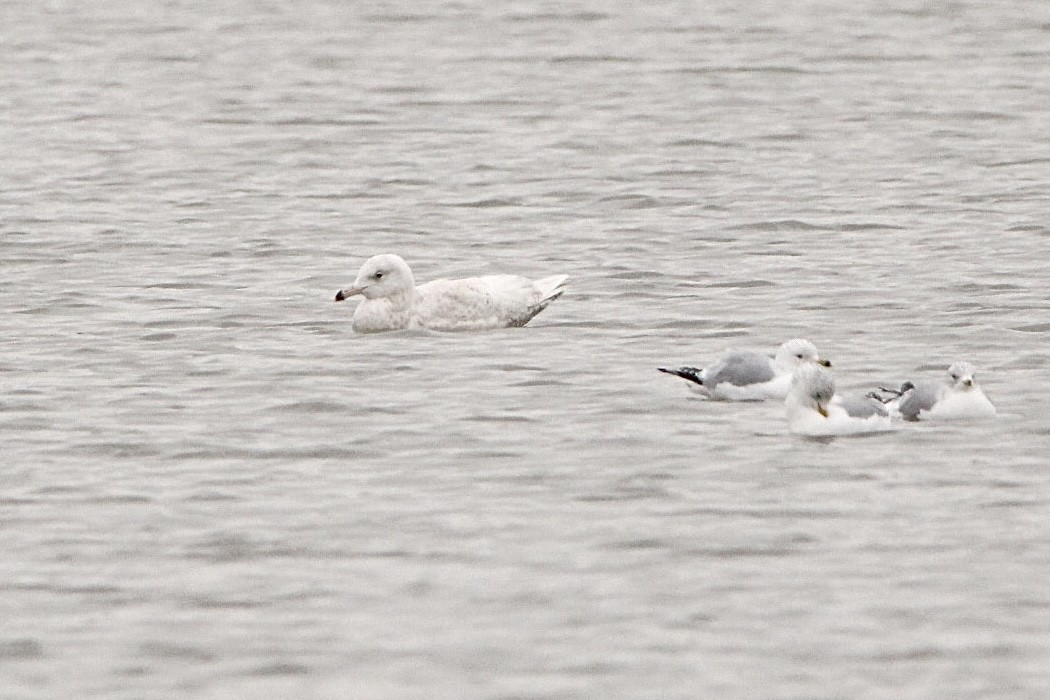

left=3, top=1, right=1050, bottom=697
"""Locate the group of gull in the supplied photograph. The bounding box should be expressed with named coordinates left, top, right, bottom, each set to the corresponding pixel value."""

left=334, top=254, right=997, bottom=437
left=658, top=340, right=995, bottom=436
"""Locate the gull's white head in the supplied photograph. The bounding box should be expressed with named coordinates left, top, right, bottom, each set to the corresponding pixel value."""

left=789, top=362, right=836, bottom=418
left=774, top=338, right=830, bottom=373
left=946, top=361, right=978, bottom=391
left=335, top=254, right=415, bottom=301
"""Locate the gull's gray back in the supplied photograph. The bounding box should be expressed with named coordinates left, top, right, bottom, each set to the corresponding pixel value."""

left=837, top=394, right=889, bottom=419
left=898, top=381, right=942, bottom=421
left=705, top=352, right=775, bottom=390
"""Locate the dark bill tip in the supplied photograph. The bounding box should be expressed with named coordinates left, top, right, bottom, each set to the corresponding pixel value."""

left=334, top=290, right=346, bottom=302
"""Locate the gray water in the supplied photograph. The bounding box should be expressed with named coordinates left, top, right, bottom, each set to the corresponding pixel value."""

left=3, top=1, right=1050, bottom=697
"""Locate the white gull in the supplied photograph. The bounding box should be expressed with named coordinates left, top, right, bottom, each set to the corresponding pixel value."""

left=335, top=254, right=567, bottom=333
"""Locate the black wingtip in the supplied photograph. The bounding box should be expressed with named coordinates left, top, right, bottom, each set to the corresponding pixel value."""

left=867, top=385, right=905, bottom=404
left=657, top=366, right=705, bottom=386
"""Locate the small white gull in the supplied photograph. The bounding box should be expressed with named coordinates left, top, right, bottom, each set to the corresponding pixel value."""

left=786, top=363, right=893, bottom=437
left=869, top=361, right=996, bottom=421
left=335, top=254, right=567, bottom=333
left=658, top=338, right=830, bottom=401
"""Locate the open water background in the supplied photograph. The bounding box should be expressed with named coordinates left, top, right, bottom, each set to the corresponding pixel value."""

left=2, top=1, right=1050, bottom=697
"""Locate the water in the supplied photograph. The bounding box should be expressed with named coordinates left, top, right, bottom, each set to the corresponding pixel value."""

left=2, top=1, right=1050, bottom=697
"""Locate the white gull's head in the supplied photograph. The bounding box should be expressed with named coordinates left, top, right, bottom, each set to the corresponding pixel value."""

left=336, top=254, right=415, bottom=301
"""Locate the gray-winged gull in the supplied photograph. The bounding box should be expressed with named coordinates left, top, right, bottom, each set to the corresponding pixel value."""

left=658, top=338, right=830, bottom=401
left=869, top=361, right=996, bottom=421
left=786, top=363, right=893, bottom=436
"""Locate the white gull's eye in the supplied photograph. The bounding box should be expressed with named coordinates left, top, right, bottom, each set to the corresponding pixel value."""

left=374, top=271, right=384, bottom=279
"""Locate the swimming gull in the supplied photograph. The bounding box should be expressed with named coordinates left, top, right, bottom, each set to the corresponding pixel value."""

left=869, top=361, right=996, bottom=421
left=658, top=338, right=830, bottom=401
left=786, top=363, right=893, bottom=437
left=334, top=254, right=567, bottom=333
